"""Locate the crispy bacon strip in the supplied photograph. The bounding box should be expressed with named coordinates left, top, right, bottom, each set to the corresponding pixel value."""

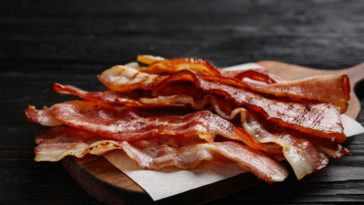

left=137, top=55, right=165, bottom=65
left=34, top=127, right=122, bottom=161
left=34, top=127, right=288, bottom=183
left=53, top=83, right=151, bottom=107
left=139, top=58, right=221, bottom=76
left=245, top=74, right=350, bottom=113
left=53, top=83, right=220, bottom=109
left=25, top=101, right=264, bottom=150
left=221, top=69, right=279, bottom=84
left=307, top=137, right=351, bottom=159
left=99, top=65, right=349, bottom=112
left=242, top=114, right=329, bottom=180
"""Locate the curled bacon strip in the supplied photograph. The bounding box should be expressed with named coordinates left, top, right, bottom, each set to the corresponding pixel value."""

left=34, top=126, right=288, bottom=183
left=307, top=137, right=351, bottom=159
left=242, top=114, right=329, bottom=180
left=222, top=69, right=279, bottom=84
left=25, top=101, right=264, bottom=150
left=53, top=83, right=151, bottom=107
left=137, top=55, right=165, bottom=65
left=139, top=58, right=221, bottom=76
left=53, top=83, right=218, bottom=109
left=245, top=74, right=350, bottom=113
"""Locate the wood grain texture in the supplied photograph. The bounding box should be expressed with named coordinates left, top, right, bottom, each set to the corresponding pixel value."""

left=61, top=61, right=364, bottom=204
left=1, top=0, right=364, bottom=204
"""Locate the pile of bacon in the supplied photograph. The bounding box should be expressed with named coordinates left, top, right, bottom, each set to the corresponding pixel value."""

left=25, top=55, right=352, bottom=184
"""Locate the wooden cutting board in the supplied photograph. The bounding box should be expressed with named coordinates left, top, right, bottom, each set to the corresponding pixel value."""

left=62, top=61, right=364, bottom=205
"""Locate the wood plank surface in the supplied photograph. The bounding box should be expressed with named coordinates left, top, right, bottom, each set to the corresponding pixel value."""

left=1, top=0, right=364, bottom=204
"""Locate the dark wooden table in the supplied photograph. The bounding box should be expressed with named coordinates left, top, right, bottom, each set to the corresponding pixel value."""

left=1, top=0, right=364, bottom=204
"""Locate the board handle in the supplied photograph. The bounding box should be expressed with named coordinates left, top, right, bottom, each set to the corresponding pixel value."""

left=345, top=62, right=364, bottom=86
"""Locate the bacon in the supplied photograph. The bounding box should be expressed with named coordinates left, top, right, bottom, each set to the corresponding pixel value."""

left=25, top=55, right=352, bottom=184
left=245, top=74, right=350, bottom=113
left=241, top=114, right=329, bottom=180
left=137, top=55, right=165, bottom=65
left=53, top=83, right=152, bottom=107
left=221, top=68, right=279, bottom=84
left=34, top=126, right=288, bottom=183
left=34, top=127, right=122, bottom=161
left=97, top=65, right=163, bottom=92
left=139, top=58, right=221, bottom=76
left=244, top=116, right=351, bottom=179
left=99, top=65, right=349, bottom=112
left=307, top=137, right=351, bottom=159
left=53, top=83, right=221, bottom=110
left=25, top=101, right=264, bottom=150
left=24, top=105, right=63, bottom=127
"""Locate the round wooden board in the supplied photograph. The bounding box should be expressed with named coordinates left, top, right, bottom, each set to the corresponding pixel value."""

left=62, top=61, right=364, bottom=204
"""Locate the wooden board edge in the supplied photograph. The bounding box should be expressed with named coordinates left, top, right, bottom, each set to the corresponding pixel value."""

left=62, top=156, right=261, bottom=204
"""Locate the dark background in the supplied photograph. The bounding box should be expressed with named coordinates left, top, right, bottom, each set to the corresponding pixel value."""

left=1, top=0, right=364, bottom=204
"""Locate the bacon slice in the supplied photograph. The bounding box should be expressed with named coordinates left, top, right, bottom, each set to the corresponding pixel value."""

left=34, top=127, right=122, bottom=161
left=243, top=115, right=351, bottom=179
left=53, top=83, right=221, bottom=110
left=34, top=126, right=288, bottom=183
left=137, top=55, right=165, bottom=65
left=307, top=137, right=351, bottom=159
left=139, top=58, right=221, bottom=76
left=242, top=114, right=329, bottom=180
left=97, top=65, right=163, bottom=92
left=245, top=74, right=350, bottom=113
left=25, top=101, right=264, bottom=150
left=221, top=68, right=279, bottom=84
left=53, top=83, right=152, bottom=107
